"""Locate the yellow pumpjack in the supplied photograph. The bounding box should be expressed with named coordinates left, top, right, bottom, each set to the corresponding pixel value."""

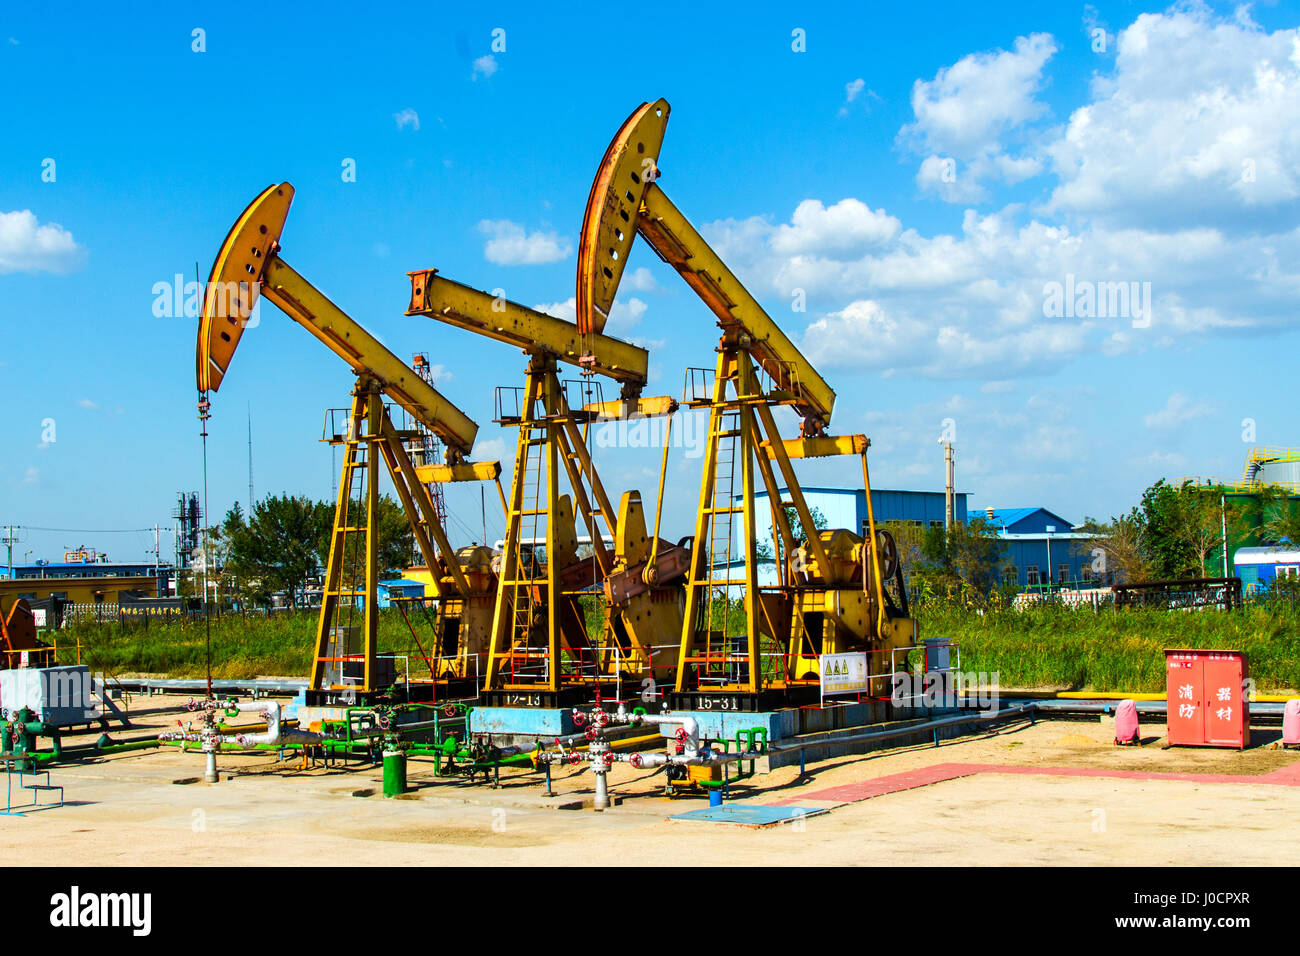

left=576, top=100, right=918, bottom=710
left=197, top=183, right=504, bottom=705
left=405, top=272, right=691, bottom=706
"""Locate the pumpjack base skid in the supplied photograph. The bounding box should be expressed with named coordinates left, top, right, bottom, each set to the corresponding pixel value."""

left=305, top=679, right=481, bottom=709
left=306, top=689, right=385, bottom=708
left=407, top=676, right=482, bottom=704
left=481, top=683, right=627, bottom=710
left=668, top=685, right=822, bottom=713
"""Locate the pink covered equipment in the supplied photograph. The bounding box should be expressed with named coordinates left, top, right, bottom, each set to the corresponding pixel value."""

left=1283, top=699, right=1300, bottom=747
left=1114, top=698, right=1140, bottom=745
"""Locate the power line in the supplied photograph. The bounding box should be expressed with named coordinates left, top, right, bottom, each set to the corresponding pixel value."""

left=15, top=525, right=174, bottom=535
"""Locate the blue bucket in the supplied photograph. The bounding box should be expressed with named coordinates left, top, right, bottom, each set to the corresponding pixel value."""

left=708, top=788, right=723, bottom=807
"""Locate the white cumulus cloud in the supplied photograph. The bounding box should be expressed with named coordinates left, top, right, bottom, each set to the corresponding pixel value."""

left=1045, top=4, right=1300, bottom=226
left=0, top=210, right=85, bottom=274
left=478, top=220, right=572, bottom=266
left=1144, top=392, right=1212, bottom=429
left=901, top=32, right=1057, bottom=158
left=534, top=295, right=648, bottom=340
left=624, top=267, right=659, bottom=292
left=900, top=32, right=1056, bottom=200
left=771, top=199, right=901, bottom=256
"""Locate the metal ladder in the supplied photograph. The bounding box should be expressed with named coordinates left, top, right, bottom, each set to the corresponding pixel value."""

left=316, top=413, right=371, bottom=687
left=501, top=416, right=550, bottom=686
left=695, top=407, right=745, bottom=687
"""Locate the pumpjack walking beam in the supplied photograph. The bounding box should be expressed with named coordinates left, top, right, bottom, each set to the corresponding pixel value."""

left=577, top=100, right=917, bottom=709
left=197, top=183, right=500, bottom=704
left=406, top=273, right=690, bottom=705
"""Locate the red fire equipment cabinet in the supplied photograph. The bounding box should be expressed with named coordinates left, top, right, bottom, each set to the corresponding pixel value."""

left=1164, top=649, right=1249, bottom=749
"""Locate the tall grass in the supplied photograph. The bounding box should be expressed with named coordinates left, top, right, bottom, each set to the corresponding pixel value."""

left=51, top=608, right=443, bottom=679
left=45, top=598, right=1300, bottom=694
left=921, top=600, right=1300, bottom=692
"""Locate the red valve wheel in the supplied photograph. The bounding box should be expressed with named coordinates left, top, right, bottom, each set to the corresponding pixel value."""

left=568, top=752, right=582, bottom=765
left=572, top=711, right=587, bottom=727
left=674, top=727, right=688, bottom=741
left=584, top=727, right=598, bottom=741
left=628, top=753, right=643, bottom=769
left=444, top=704, right=458, bottom=718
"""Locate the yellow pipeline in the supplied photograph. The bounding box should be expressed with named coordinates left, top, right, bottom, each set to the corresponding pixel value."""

left=966, top=690, right=1295, bottom=703
left=607, top=733, right=664, bottom=752
left=1054, top=690, right=1294, bottom=703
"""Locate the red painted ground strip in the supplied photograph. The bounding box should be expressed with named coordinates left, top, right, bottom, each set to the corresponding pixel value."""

left=768, top=758, right=1300, bottom=807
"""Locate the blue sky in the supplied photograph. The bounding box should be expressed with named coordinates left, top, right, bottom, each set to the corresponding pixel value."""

left=2, top=0, right=1299, bottom=563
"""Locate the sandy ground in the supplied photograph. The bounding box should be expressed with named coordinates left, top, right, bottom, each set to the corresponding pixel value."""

left=3, top=695, right=1298, bottom=866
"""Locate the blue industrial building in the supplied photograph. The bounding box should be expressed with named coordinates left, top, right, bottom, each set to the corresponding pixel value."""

left=1233, top=546, right=1300, bottom=594
left=717, top=490, right=1098, bottom=592
left=725, top=487, right=969, bottom=586
left=1, top=559, right=167, bottom=584
left=0, top=559, right=171, bottom=601
left=975, top=507, right=1100, bottom=590
left=358, top=578, right=426, bottom=610
left=744, top=487, right=968, bottom=542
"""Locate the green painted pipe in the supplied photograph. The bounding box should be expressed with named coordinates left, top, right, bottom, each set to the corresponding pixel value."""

left=87, top=740, right=159, bottom=755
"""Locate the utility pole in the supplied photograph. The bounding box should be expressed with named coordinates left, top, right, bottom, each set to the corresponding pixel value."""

left=247, top=403, right=255, bottom=514
left=1221, top=493, right=1229, bottom=579
left=1046, top=526, right=1055, bottom=592
left=1, top=525, right=18, bottom=578
left=940, top=442, right=956, bottom=531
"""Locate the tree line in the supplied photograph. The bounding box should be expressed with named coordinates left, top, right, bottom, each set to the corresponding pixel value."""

left=182, top=494, right=417, bottom=608
left=184, top=479, right=1300, bottom=609
left=1081, top=479, right=1300, bottom=584
left=883, top=516, right=1008, bottom=606
left=884, top=478, right=1300, bottom=607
